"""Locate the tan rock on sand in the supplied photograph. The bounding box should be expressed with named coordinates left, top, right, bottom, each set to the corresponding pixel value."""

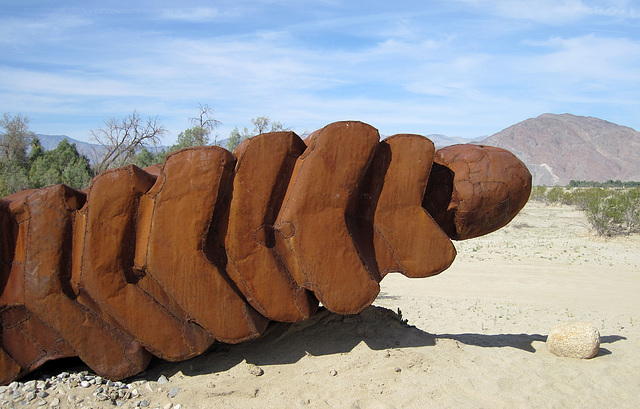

left=547, top=321, right=601, bottom=359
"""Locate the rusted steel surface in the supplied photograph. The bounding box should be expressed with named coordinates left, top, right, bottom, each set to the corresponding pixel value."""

left=0, top=121, right=531, bottom=384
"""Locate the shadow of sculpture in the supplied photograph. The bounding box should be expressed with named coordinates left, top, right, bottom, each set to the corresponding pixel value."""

left=21, top=306, right=628, bottom=383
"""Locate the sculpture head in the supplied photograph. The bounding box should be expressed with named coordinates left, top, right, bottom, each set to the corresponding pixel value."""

left=424, top=144, right=532, bottom=240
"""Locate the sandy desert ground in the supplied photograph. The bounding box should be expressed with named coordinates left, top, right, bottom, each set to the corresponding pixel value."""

left=8, top=201, right=640, bottom=409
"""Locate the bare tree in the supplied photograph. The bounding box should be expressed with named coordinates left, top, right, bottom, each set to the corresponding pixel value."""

left=91, top=111, right=167, bottom=173
left=0, top=113, right=35, bottom=165
left=251, top=116, right=289, bottom=135
left=189, top=104, right=221, bottom=145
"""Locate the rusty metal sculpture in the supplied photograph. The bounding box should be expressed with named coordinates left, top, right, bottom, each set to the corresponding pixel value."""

left=0, top=121, right=531, bottom=384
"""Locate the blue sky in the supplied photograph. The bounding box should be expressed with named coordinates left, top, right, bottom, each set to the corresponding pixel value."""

left=1, top=0, right=639, bottom=144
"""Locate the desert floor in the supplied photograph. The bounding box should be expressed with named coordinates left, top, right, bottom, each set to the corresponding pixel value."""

left=13, top=201, right=640, bottom=409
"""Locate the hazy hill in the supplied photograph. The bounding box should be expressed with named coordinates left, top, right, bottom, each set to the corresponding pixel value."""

left=36, top=134, right=100, bottom=161
left=480, top=113, right=640, bottom=186
left=425, top=134, right=480, bottom=148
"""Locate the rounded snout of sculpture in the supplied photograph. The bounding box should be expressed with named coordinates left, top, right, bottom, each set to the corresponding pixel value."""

left=424, top=144, right=532, bottom=240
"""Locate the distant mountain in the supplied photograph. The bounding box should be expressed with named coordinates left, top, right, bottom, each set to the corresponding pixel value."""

left=424, top=134, right=481, bottom=148
left=36, top=134, right=169, bottom=165
left=36, top=134, right=103, bottom=163
left=479, top=113, right=640, bottom=186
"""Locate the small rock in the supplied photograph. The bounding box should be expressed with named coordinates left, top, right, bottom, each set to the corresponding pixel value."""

left=174, top=405, right=182, bottom=409
left=37, top=390, right=49, bottom=398
left=163, top=403, right=173, bottom=409
left=140, top=399, right=150, bottom=407
left=157, top=375, right=169, bottom=384
left=80, top=381, right=91, bottom=388
left=168, top=387, right=181, bottom=398
left=0, top=386, right=7, bottom=394
left=547, top=321, right=600, bottom=359
left=330, top=370, right=338, bottom=376
left=248, top=365, right=264, bottom=376
left=394, top=367, right=402, bottom=373
left=95, top=392, right=109, bottom=401
left=50, top=397, right=60, bottom=407
left=25, top=391, right=36, bottom=402
left=118, top=389, right=131, bottom=400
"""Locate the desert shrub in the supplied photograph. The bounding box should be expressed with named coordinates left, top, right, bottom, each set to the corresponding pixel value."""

left=530, top=186, right=640, bottom=236
left=529, top=186, right=548, bottom=202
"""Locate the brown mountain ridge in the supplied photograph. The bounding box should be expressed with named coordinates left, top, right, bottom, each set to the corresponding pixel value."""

left=480, top=113, right=640, bottom=186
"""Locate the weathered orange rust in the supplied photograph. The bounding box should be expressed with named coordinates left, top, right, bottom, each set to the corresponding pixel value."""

left=0, top=121, right=531, bottom=384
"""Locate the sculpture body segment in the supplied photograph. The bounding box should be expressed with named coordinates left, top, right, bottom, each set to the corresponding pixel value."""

left=0, top=121, right=532, bottom=384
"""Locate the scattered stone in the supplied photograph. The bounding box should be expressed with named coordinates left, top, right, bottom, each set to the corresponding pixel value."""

left=80, top=381, right=91, bottom=388
left=95, top=392, right=109, bottom=401
left=37, top=390, right=49, bottom=398
left=248, top=365, right=264, bottom=376
left=157, top=375, right=169, bottom=384
left=330, top=369, right=338, bottom=376
left=168, top=387, right=182, bottom=398
left=163, top=403, right=173, bottom=409
left=25, top=391, right=36, bottom=402
left=50, top=397, right=60, bottom=407
left=547, top=321, right=600, bottom=359
left=140, top=399, right=150, bottom=407
left=174, top=405, right=182, bottom=409
left=394, top=367, right=402, bottom=373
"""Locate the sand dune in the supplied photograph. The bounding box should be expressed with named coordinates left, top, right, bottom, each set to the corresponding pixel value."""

left=14, top=202, right=640, bottom=408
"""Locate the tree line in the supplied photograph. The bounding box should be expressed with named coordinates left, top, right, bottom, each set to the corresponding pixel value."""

left=569, top=180, right=640, bottom=188
left=0, top=107, right=288, bottom=197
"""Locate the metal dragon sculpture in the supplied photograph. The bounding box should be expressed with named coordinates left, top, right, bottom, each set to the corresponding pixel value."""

left=0, top=121, right=531, bottom=384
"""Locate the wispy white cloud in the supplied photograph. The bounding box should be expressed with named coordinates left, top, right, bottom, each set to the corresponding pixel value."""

left=520, top=35, right=640, bottom=81
left=159, top=7, right=219, bottom=21
left=453, top=0, right=640, bottom=24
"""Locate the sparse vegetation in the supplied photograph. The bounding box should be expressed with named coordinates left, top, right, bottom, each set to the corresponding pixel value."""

left=530, top=184, right=640, bottom=236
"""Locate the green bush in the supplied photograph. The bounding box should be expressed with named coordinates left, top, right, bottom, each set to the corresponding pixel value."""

left=531, top=185, right=640, bottom=236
